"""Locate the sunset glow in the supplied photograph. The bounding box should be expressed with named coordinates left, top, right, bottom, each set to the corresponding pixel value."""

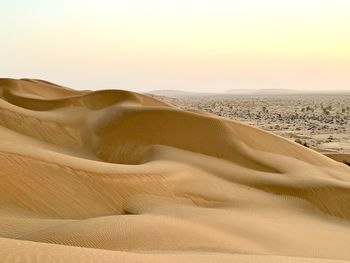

left=2, top=0, right=350, bottom=91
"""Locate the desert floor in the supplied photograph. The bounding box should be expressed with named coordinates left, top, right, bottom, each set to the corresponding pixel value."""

left=156, top=94, right=350, bottom=163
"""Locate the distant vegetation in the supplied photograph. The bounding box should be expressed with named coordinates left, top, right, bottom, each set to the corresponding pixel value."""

left=294, top=138, right=309, bottom=148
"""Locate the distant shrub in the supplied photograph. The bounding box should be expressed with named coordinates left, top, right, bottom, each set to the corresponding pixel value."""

left=302, top=142, right=309, bottom=148
left=295, top=138, right=302, bottom=144
left=322, top=108, right=330, bottom=115
left=295, top=138, right=309, bottom=148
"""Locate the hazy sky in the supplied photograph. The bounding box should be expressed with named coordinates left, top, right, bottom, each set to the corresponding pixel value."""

left=2, top=0, right=350, bottom=92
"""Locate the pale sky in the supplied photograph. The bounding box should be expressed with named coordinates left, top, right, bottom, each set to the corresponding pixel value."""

left=1, top=0, right=350, bottom=92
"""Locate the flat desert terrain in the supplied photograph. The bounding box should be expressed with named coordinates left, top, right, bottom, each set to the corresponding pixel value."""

left=0, top=79, right=350, bottom=262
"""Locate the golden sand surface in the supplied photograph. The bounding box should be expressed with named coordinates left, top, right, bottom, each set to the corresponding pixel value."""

left=0, top=79, right=349, bottom=262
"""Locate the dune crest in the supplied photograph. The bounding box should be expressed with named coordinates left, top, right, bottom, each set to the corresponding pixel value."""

left=0, top=78, right=349, bottom=262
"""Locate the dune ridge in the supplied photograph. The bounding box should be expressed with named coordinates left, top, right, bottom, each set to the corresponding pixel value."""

left=0, top=78, right=349, bottom=262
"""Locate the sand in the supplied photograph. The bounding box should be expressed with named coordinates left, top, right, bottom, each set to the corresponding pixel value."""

left=0, top=78, right=349, bottom=262
left=156, top=94, right=350, bottom=154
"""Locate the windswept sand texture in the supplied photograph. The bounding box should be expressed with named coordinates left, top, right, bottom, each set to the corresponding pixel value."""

left=0, top=79, right=350, bottom=262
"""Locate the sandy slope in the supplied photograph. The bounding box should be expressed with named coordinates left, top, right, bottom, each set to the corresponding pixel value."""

left=0, top=79, right=349, bottom=262
left=325, top=153, right=350, bottom=164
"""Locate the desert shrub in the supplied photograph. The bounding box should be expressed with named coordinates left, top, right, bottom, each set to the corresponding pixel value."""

left=295, top=138, right=302, bottom=144
left=323, top=108, right=330, bottom=115
left=295, top=138, right=309, bottom=148
left=302, top=141, right=309, bottom=147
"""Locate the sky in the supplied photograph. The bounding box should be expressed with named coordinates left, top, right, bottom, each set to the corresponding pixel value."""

left=1, top=0, right=350, bottom=92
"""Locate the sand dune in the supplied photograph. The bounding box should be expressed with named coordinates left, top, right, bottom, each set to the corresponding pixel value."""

left=325, top=153, right=350, bottom=165
left=0, top=78, right=349, bottom=262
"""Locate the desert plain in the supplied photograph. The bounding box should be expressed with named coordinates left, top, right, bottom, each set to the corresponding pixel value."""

left=154, top=93, right=350, bottom=164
